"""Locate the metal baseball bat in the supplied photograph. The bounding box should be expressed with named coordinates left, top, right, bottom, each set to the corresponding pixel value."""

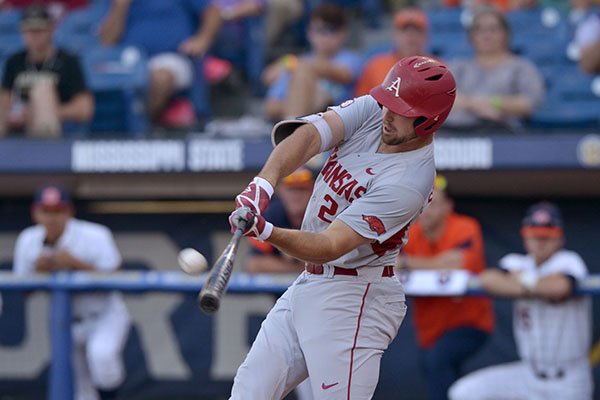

left=197, top=218, right=248, bottom=314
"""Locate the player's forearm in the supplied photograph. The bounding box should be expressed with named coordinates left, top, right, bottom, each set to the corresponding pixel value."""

left=64, top=258, right=97, bottom=272
left=267, top=227, right=344, bottom=264
left=479, top=269, right=527, bottom=298
left=532, top=275, right=573, bottom=302
left=258, top=124, right=321, bottom=187
left=99, top=2, right=130, bottom=45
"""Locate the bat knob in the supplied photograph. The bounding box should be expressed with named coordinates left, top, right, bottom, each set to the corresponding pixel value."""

left=198, top=293, right=220, bottom=314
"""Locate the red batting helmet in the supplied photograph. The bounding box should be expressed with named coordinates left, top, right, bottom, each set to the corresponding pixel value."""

left=370, top=56, right=456, bottom=136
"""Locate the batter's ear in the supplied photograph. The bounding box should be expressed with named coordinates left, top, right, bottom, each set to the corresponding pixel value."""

left=271, top=119, right=309, bottom=147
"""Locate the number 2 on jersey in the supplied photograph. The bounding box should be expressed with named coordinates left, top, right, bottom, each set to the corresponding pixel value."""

left=318, top=194, right=339, bottom=223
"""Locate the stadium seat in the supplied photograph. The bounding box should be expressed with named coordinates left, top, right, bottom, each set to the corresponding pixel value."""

left=506, top=7, right=564, bottom=33
left=0, top=34, right=23, bottom=60
left=188, top=57, right=211, bottom=122
left=529, top=65, right=600, bottom=129
left=511, top=31, right=567, bottom=65
left=429, top=31, right=472, bottom=61
left=82, top=45, right=149, bottom=135
left=329, top=0, right=384, bottom=28
left=0, top=10, right=21, bottom=37
left=54, top=6, right=105, bottom=52
left=553, top=65, right=600, bottom=102
left=427, top=7, right=469, bottom=33
left=244, top=16, right=266, bottom=95
left=529, top=103, right=600, bottom=129
left=211, top=15, right=265, bottom=96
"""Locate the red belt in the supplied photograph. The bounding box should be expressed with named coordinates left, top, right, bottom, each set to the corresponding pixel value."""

left=305, top=264, right=395, bottom=277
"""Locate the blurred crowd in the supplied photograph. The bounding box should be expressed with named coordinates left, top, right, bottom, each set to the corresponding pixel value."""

left=0, top=0, right=599, bottom=138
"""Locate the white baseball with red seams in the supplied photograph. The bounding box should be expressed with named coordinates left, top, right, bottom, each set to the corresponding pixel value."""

left=230, top=95, right=436, bottom=399
left=177, top=248, right=208, bottom=275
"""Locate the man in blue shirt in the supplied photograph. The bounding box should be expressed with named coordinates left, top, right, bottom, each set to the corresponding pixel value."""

left=99, top=0, right=221, bottom=124
left=262, top=4, right=362, bottom=121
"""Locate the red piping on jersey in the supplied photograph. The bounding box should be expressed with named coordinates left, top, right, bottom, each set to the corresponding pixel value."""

left=348, top=283, right=371, bottom=399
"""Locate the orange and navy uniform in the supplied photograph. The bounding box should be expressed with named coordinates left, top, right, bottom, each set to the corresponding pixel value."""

left=403, top=212, right=495, bottom=348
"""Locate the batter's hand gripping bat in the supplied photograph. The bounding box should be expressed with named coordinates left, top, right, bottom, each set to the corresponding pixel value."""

left=197, top=218, right=248, bottom=314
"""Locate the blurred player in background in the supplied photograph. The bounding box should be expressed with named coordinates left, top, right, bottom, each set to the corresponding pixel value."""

left=398, top=174, right=494, bottom=400
left=354, top=7, right=429, bottom=97
left=13, top=185, right=130, bottom=400
left=244, top=167, right=315, bottom=400
left=0, top=5, right=93, bottom=137
left=449, top=202, right=593, bottom=400
left=228, top=56, right=456, bottom=398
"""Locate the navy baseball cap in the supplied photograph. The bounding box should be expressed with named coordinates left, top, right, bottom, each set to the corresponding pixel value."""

left=21, top=5, right=53, bottom=31
left=521, top=201, right=563, bottom=238
left=33, top=185, right=72, bottom=210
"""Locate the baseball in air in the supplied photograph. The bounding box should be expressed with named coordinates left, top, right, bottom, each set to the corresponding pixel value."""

left=178, top=248, right=209, bottom=275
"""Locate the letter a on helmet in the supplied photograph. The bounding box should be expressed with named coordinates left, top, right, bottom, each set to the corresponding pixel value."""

left=370, top=56, right=456, bottom=136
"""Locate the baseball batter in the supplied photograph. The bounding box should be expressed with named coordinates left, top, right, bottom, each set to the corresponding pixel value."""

left=13, top=185, right=130, bottom=400
left=228, top=56, right=457, bottom=399
left=449, top=202, right=593, bottom=400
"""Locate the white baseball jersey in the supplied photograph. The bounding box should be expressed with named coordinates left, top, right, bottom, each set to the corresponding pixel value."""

left=499, top=250, right=591, bottom=366
left=14, top=218, right=130, bottom=400
left=302, top=95, right=436, bottom=268
left=450, top=249, right=593, bottom=400
left=14, top=218, right=123, bottom=318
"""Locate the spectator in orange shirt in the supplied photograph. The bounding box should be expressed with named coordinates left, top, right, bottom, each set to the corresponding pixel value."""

left=354, top=7, right=429, bottom=97
left=399, top=174, right=494, bottom=400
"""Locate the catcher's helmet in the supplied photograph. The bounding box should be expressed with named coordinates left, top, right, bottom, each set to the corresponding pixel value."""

left=370, top=56, right=456, bottom=136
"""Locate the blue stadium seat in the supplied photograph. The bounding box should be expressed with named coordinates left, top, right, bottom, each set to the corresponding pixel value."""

left=427, top=7, right=467, bottom=33
left=188, top=57, right=211, bottom=121
left=0, top=10, right=23, bottom=57
left=429, top=31, right=472, bottom=61
left=529, top=65, right=600, bottom=128
left=529, top=103, right=600, bottom=128
left=0, top=35, right=23, bottom=60
left=552, top=65, right=600, bottom=102
left=211, top=15, right=265, bottom=96
left=82, top=45, right=149, bottom=135
left=506, top=7, right=565, bottom=33
left=511, top=31, right=568, bottom=65
left=54, top=7, right=105, bottom=53
left=244, top=16, right=266, bottom=95
left=0, top=10, right=21, bottom=37
left=327, top=0, right=383, bottom=28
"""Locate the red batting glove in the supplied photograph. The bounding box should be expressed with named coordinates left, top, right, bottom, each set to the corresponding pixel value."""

left=235, top=177, right=274, bottom=214
left=229, top=207, right=273, bottom=241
